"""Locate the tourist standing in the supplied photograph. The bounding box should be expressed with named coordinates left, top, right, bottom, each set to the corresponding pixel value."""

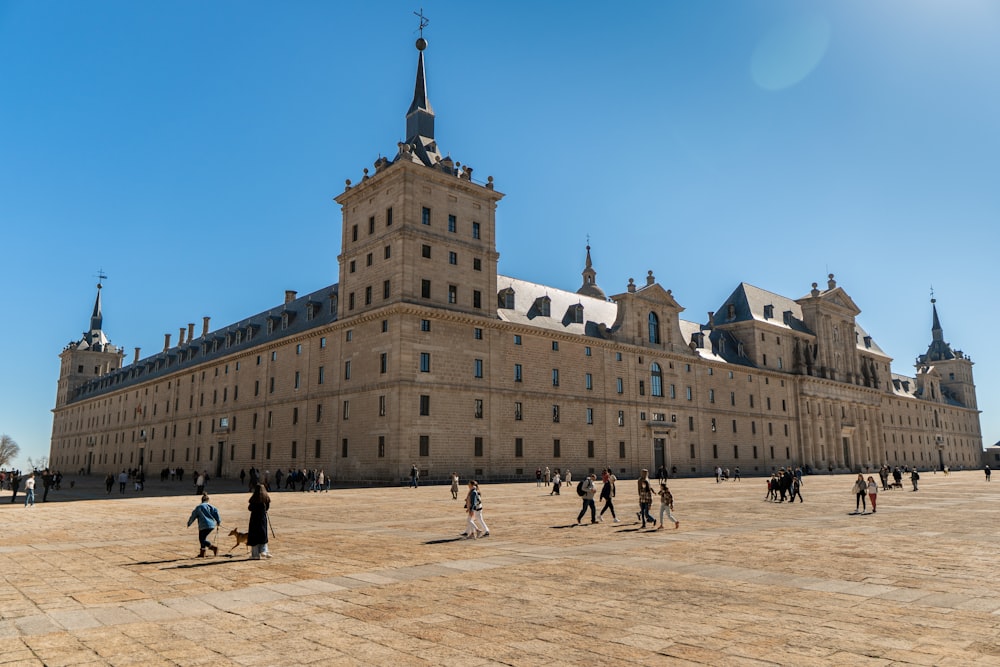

left=544, top=466, right=550, bottom=487
left=247, top=483, right=271, bottom=559
left=576, top=474, right=598, bottom=524
left=853, top=474, right=868, bottom=513
left=657, top=482, right=679, bottom=529
left=23, top=473, right=35, bottom=508
left=187, top=494, right=220, bottom=557
left=450, top=472, right=460, bottom=500
left=195, top=471, right=206, bottom=496
left=867, top=476, right=878, bottom=513
left=536, top=468, right=542, bottom=487
left=104, top=473, right=114, bottom=494
left=550, top=470, right=561, bottom=496
left=911, top=468, right=920, bottom=491
left=986, top=465, right=991, bottom=482
left=8, top=472, right=20, bottom=503
left=410, top=463, right=419, bottom=488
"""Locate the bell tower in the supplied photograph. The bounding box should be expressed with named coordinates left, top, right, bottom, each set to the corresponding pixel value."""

left=55, top=277, right=125, bottom=408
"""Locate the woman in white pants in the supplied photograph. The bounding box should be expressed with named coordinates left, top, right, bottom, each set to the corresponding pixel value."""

left=463, top=480, right=489, bottom=538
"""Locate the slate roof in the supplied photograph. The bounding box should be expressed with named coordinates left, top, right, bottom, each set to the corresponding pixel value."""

left=68, top=284, right=339, bottom=404
left=496, top=275, right=617, bottom=337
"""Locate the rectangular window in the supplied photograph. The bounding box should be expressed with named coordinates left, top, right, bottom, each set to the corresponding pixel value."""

left=639, top=380, right=645, bottom=396
left=350, top=260, right=357, bottom=274
left=472, top=221, right=480, bottom=239
left=553, top=439, right=561, bottom=458
left=269, top=378, right=274, bottom=394
left=351, top=224, right=358, bottom=241
left=473, top=290, right=482, bottom=309
left=474, top=327, right=483, bottom=339
left=343, top=400, right=350, bottom=420
left=617, top=410, right=624, bottom=426
left=314, top=439, right=321, bottom=458
left=730, top=392, right=736, bottom=406
left=419, top=395, right=430, bottom=416
left=291, top=441, right=297, bottom=459
left=320, top=337, right=326, bottom=348
left=421, top=207, right=431, bottom=225
left=342, top=438, right=348, bottom=458
left=474, top=436, right=483, bottom=457
left=711, top=418, right=717, bottom=432
left=588, top=440, right=595, bottom=458
left=585, top=373, right=593, bottom=390
left=420, top=319, right=431, bottom=332
left=366, top=252, right=373, bottom=267
left=266, top=442, right=272, bottom=459
left=514, top=364, right=523, bottom=382
left=620, top=441, right=626, bottom=458
left=344, top=360, right=351, bottom=380
left=421, top=279, right=431, bottom=299
left=318, top=366, right=325, bottom=385
left=292, top=407, right=299, bottom=424
left=254, top=380, right=260, bottom=397
left=552, top=369, right=559, bottom=386
left=419, top=435, right=429, bottom=457
left=474, top=359, right=483, bottom=378
left=514, top=334, right=522, bottom=345
left=368, top=216, right=375, bottom=234
left=473, top=257, right=482, bottom=271
left=380, top=352, right=387, bottom=374
left=448, top=285, right=457, bottom=304
left=551, top=341, right=559, bottom=351
left=448, top=214, right=456, bottom=232
left=688, top=416, right=695, bottom=431
left=713, top=444, right=718, bottom=459
left=616, top=352, right=622, bottom=361
left=378, top=436, right=385, bottom=458
left=586, top=408, right=594, bottom=425
left=686, top=386, right=692, bottom=401
left=732, top=419, right=738, bottom=433
left=384, top=245, right=391, bottom=260
left=294, top=371, right=300, bottom=389
left=379, top=395, right=386, bottom=416
left=515, top=437, right=523, bottom=458
left=383, top=280, right=391, bottom=299
left=449, top=251, right=457, bottom=265
left=422, top=244, right=431, bottom=259
left=514, top=402, right=523, bottom=420
left=474, top=399, right=483, bottom=419
left=316, top=404, right=323, bottom=422
left=420, top=353, right=430, bottom=372
left=616, top=378, right=623, bottom=394
left=552, top=405, right=560, bottom=423
left=386, top=207, right=393, bottom=226
left=709, top=389, right=715, bottom=403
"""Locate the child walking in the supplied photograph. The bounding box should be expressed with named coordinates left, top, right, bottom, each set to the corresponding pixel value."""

left=658, top=482, right=680, bottom=530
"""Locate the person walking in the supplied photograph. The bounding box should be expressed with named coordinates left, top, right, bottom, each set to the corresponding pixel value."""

left=450, top=472, right=460, bottom=500
left=853, top=473, right=868, bottom=513
left=409, top=463, right=419, bottom=488
left=23, top=473, right=36, bottom=508
left=9, top=472, right=20, bottom=503
left=247, top=483, right=271, bottom=559
left=599, top=469, right=619, bottom=522
left=657, top=482, right=679, bottom=529
left=195, top=471, right=206, bottom=496
left=536, top=468, right=542, bottom=487
left=789, top=475, right=803, bottom=503
left=911, top=468, right=920, bottom=491
left=104, top=472, right=114, bottom=494
left=462, top=480, right=487, bottom=538
left=550, top=470, right=561, bottom=496
left=734, top=466, right=741, bottom=481
left=544, top=466, right=550, bottom=487
left=867, top=476, right=879, bottom=513
left=564, top=469, right=572, bottom=487
left=637, top=471, right=655, bottom=527
left=117, top=470, right=128, bottom=494
left=187, top=494, right=220, bottom=557
left=986, top=465, right=992, bottom=482
left=576, top=474, right=598, bottom=524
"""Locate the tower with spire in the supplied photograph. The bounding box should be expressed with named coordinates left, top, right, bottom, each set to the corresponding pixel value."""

left=916, top=297, right=977, bottom=409
left=576, top=244, right=606, bottom=300
left=56, top=279, right=124, bottom=408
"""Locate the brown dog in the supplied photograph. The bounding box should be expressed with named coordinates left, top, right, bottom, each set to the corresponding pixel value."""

left=228, top=527, right=249, bottom=551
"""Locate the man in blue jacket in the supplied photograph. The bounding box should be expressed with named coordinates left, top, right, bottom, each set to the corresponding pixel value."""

left=187, top=494, right=221, bottom=557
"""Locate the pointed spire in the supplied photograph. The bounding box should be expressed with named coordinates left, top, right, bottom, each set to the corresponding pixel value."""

left=920, top=296, right=955, bottom=363
left=81, top=276, right=111, bottom=351
left=90, top=281, right=104, bottom=334
left=576, top=244, right=606, bottom=300
left=931, top=298, right=943, bottom=342
left=405, top=37, right=435, bottom=144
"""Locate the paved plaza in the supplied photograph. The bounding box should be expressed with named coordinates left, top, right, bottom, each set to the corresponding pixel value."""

left=0, top=469, right=998, bottom=665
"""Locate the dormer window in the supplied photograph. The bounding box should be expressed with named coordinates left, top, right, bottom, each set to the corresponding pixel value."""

left=763, top=304, right=774, bottom=319
left=306, top=303, right=316, bottom=321
left=863, top=335, right=872, bottom=348
left=569, top=304, right=584, bottom=324
left=727, top=304, right=736, bottom=320
left=235, top=330, right=242, bottom=345
left=535, top=296, right=551, bottom=317
left=498, top=287, right=515, bottom=310
left=266, top=319, right=274, bottom=335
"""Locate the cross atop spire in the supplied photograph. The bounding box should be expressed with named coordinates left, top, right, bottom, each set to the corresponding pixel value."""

left=406, top=13, right=435, bottom=146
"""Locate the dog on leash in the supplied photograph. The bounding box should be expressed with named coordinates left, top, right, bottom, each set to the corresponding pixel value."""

left=228, top=527, right=250, bottom=551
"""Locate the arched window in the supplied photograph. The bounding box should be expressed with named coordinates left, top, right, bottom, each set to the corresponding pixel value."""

left=648, top=312, right=660, bottom=345
left=651, top=362, right=663, bottom=397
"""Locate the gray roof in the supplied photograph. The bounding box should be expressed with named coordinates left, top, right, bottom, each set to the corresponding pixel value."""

left=497, top=275, right=617, bottom=337
left=69, top=284, right=339, bottom=404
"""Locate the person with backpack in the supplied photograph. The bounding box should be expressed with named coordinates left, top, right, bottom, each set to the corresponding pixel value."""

left=911, top=468, right=920, bottom=491
left=576, top=474, right=598, bottom=524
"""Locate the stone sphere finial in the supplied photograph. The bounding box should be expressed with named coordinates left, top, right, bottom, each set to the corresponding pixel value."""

left=416, top=37, right=427, bottom=51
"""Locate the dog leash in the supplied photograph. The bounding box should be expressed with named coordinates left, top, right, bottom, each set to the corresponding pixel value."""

left=266, top=510, right=276, bottom=538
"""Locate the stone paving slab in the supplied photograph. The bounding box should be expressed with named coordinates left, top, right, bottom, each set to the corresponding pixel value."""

left=1, top=470, right=999, bottom=664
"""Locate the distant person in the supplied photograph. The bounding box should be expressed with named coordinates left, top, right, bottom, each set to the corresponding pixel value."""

left=599, top=469, right=619, bottom=523
left=247, top=483, right=271, bottom=560
left=658, top=482, right=679, bottom=530
left=450, top=472, right=460, bottom=500
left=637, top=470, right=655, bottom=528
left=536, top=468, right=542, bottom=487
left=576, top=474, right=598, bottom=524
left=187, top=494, right=220, bottom=558
left=550, top=470, right=561, bottom=496
left=8, top=473, right=20, bottom=503
left=911, top=468, right=920, bottom=491
left=986, top=465, right=991, bottom=482
left=410, top=464, right=419, bottom=488
left=853, top=474, right=867, bottom=513
left=105, top=473, right=114, bottom=494
left=117, top=470, right=128, bottom=494
left=867, top=476, right=878, bottom=513
left=23, top=473, right=36, bottom=508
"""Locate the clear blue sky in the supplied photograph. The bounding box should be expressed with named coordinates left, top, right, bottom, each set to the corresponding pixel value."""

left=1, top=1, right=998, bottom=470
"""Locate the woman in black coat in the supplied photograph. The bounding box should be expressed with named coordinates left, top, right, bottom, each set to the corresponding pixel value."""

left=247, top=483, right=271, bottom=559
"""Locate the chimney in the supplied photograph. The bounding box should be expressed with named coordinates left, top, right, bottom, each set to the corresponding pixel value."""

left=133, top=347, right=141, bottom=364
left=178, top=327, right=186, bottom=346
left=163, top=333, right=171, bottom=352
left=202, top=316, right=210, bottom=337
left=285, top=290, right=297, bottom=304
left=188, top=322, right=195, bottom=341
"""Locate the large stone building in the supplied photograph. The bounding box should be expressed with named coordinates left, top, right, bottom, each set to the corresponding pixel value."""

left=49, top=37, right=983, bottom=482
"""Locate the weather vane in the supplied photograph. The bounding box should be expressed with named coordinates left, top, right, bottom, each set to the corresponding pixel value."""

left=414, top=8, right=429, bottom=38
left=95, top=268, right=108, bottom=288
left=930, top=285, right=935, bottom=304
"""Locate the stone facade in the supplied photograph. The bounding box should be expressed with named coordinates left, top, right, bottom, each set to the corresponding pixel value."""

left=48, top=37, right=984, bottom=482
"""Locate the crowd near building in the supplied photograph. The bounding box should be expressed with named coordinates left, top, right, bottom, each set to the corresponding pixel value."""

left=49, top=34, right=983, bottom=484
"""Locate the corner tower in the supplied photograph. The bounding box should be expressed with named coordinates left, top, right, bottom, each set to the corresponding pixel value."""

left=55, top=279, right=125, bottom=408
left=917, top=298, right=977, bottom=409
left=334, top=33, right=504, bottom=320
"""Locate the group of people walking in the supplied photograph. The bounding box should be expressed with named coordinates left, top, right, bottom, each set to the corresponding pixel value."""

left=187, top=483, right=273, bottom=560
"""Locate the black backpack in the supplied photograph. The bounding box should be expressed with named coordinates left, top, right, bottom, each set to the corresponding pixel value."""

left=576, top=480, right=586, bottom=496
